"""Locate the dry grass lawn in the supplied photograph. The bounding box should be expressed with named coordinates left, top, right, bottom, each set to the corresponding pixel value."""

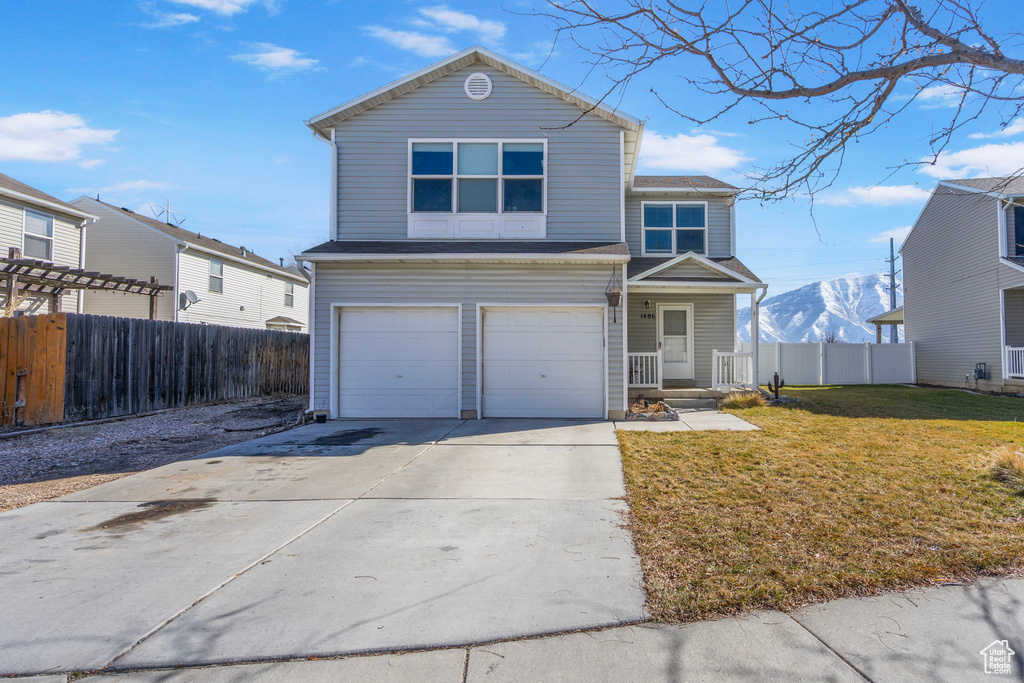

left=617, top=385, right=1024, bottom=622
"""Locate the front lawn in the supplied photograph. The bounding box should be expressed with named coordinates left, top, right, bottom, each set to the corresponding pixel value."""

left=617, top=385, right=1024, bottom=621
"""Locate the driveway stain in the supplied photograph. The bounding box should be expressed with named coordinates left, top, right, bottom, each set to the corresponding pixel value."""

left=309, top=428, right=383, bottom=446
left=84, top=499, right=216, bottom=532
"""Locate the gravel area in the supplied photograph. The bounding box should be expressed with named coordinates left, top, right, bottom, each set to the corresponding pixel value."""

left=0, top=396, right=307, bottom=513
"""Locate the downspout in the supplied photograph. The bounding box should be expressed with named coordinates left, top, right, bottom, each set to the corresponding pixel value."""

left=751, top=285, right=769, bottom=391
left=174, top=243, right=189, bottom=323
left=76, top=218, right=90, bottom=314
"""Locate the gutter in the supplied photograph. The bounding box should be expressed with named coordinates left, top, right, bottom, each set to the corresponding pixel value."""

left=0, top=187, right=96, bottom=222
left=295, top=252, right=630, bottom=264
left=181, top=241, right=308, bottom=283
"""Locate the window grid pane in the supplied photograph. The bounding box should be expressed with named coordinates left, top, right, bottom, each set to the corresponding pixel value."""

left=643, top=205, right=673, bottom=228
left=676, top=229, right=705, bottom=253
left=23, top=234, right=51, bottom=260
left=502, top=143, right=544, bottom=175
left=644, top=230, right=672, bottom=253
left=458, top=178, right=498, bottom=212
left=25, top=211, right=52, bottom=237
left=412, top=143, right=453, bottom=175
left=503, top=178, right=543, bottom=212
left=676, top=205, right=705, bottom=228
left=457, top=143, right=498, bottom=175
left=413, top=178, right=453, bottom=212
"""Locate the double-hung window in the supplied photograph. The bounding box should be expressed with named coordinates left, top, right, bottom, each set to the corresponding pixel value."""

left=23, top=209, right=54, bottom=260
left=284, top=281, right=294, bottom=307
left=410, top=140, right=545, bottom=214
left=208, top=259, right=224, bottom=293
left=642, top=202, right=707, bottom=256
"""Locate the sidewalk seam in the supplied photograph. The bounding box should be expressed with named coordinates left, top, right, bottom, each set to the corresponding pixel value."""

left=786, top=613, right=874, bottom=682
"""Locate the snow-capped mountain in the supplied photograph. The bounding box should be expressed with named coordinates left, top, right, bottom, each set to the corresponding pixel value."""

left=737, top=273, right=902, bottom=343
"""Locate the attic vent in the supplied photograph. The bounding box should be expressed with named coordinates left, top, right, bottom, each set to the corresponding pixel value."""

left=464, top=73, right=492, bottom=101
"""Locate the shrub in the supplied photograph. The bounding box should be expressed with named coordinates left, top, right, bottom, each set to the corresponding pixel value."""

left=720, top=392, right=766, bottom=410
left=992, top=448, right=1024, bottom=495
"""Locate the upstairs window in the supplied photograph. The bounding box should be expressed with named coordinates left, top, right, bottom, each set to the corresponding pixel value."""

left=1015, top=206, right=1024, bottom=256
left=284, top=281, right=294, bottom=307
left=208, top=259, right=224, bottom=293
left=410, top=140, right=545, bottom=214
left=642, top=202, right=707, bottom=256
left=23, top=209, right=53, bottom=260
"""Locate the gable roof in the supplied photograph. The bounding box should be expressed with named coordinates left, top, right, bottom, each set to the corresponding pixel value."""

left=306, top=47, right=642, bottom=139
left=0, top=172, right=95, bottom=221
left=73, top=197, right=305, bottom=281
left=632, top=175, right=738, bottom=192
left=628, top=254, right=761, bottom=283
left=943, top=177, right=1024, bottom=196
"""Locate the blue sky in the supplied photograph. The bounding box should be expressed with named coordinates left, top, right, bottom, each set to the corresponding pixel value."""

left=2, top=0, right=1022, bottom=293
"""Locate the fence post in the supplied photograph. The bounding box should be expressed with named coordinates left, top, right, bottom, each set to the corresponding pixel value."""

left=776, top=342, right=783, bottom=384
left=865, top=342, right=872, bottom=384
left=819, top=341, right=826, bottom=385
left=712, top=350, right=719, bottom=392
left=909, top=341, right=917, bottom=384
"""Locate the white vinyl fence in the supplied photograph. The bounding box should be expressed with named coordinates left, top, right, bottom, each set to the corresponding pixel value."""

left=738, top=342, right=916, bottom=386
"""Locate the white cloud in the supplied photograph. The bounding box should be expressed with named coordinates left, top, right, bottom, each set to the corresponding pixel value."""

left=638, top=131, right=751, bottom=173
left=231, top=43, right=321, bottom=76
left=871, top=226, right=913, bottom=244
left=817, top=185, right=930, bottom=206
left=143, top=10, right=200, bottom=28
left=970, top=117, right=1024, bottom=139
left=916, top=84, right=965, bottom=108
left=418, top=6, right=506, bottom=42
left=77, top=159, right=105, bottom=169
left=917, top=141, right=1024, bottom=178
left=364, top=27, right=455, bottom=57
left=167, top=0, right=270, bottom=16
left=0, top=111, right=117, bottom=163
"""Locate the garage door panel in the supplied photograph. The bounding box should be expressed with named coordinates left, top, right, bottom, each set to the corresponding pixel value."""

left=339, top=307, right=459, bottom=418
left=482, top=307, right=605, bottom=419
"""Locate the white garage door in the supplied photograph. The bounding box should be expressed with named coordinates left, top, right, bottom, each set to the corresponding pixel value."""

left=338, top=306, right=459, bottom=418
left=482, top=307, right=605, bottom=418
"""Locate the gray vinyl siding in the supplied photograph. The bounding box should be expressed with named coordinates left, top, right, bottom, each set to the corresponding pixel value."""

left=654, top=261, right=733, bottom=279
left=625, top=194, right=732, bottom=257
left=626, top=291, right=736, bottom=387
left=332, top=63, right=623, bottom=242
left=72, top=198, right=178, bottom=320
left=1005, top=288, right=1024, bottom=346
left=903, top=188, right=1024, bottom=386
left=311, top=263, right=625, bottom=415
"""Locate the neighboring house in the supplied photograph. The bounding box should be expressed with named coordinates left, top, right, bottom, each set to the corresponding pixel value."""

left=0, top=172, right=95, bottom=314
left=69, top=197, right=309, bottom=331
left=902, top=177, right=1024, bottom=390
left=299, top=47, right=766, bottom=420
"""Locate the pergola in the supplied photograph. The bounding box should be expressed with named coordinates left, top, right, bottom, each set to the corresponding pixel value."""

left=866, top=306, right=905, bottom=343
left=2, top=247, right=171, bottom=318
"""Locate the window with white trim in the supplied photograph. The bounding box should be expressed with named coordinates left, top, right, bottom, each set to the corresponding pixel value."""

left=208, top=259, right=224, bottom=293
left=642, top=202, right=707, bottom=255
left=410, top=141, right=545, bottom=214
left=23, top=209, right=53, bottom=260
left=284, top=281, right=294, bottom=307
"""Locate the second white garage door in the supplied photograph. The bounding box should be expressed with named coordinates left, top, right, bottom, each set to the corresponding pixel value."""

left=481, top=307, right=605, bottom=418
left=338, top=306, right=459, bottom=418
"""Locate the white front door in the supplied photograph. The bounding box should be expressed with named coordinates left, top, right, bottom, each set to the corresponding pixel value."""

left=481, top=307, right=605, bottom=418
left=337, top=306, right=459, bottom=418
left=659, top=305, right=693, bottom=381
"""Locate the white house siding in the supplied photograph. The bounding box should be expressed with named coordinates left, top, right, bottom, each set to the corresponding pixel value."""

left=311, top=263, right=625, bottom=417
left=0, top=198, right=83, bottom=313
left=72, top=199, right=178, bottom=320
left=625, top=194, right=732, bottom=258
left=177, top=250, right=309, bottom=330
left=903, top=188, right=1024, bottom=388
left=332, top=64, right=624, bottom=242
left=626, top=291, right=736, bottom=387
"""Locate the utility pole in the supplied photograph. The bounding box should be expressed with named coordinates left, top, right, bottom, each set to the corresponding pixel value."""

left=886, top=237, right=900, bottom=343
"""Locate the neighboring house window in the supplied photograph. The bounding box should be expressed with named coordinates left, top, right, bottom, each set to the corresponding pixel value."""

left=23, top=209, right=53, bottom=260
left=1015, top=206, right=1024, bottom=256
left=642, top=202, right=707, bottom=256
left=410, top=140, right=545, bottom=214
left=284, top=281, right=294, bottom=307
left=208, top=259, right=224, bottom=293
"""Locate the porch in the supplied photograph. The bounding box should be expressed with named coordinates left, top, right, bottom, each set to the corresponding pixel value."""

left=1005, top=287, right=1024, bottom=381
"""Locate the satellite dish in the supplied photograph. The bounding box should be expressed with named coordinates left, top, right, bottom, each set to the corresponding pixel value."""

left=179, top=290, right=200, bottom=310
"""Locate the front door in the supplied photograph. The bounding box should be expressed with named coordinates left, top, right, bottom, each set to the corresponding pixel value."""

left=658, top=305, right=693, bottom=381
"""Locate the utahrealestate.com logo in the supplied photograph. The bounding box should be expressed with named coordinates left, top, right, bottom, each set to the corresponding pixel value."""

left=980, top=640, right=1016, bottom=675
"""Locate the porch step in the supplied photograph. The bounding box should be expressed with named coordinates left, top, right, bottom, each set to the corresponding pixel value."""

left=663, top=398, right=719, bottom=411
left=630, top=388, right=725, bottom=400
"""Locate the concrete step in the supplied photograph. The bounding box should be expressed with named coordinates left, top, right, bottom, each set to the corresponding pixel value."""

left=663, top=398, right=719, bottom=411
left=630, top=388, right=725, bottom=400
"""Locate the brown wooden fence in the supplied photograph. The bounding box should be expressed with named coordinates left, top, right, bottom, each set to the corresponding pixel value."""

left=1, top=313, right=308, bottom=427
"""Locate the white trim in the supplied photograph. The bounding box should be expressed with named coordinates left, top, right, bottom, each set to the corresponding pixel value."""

left=22, top=208, right=54, bottom=262
left=628, top=281, right=766, bottom=293
left=297, top=252, right=629, bottom=264
left=627, top=124, right=644, bottom=190
left=476, top=303, right=609, bottom=419
left=938, top=180, right=1009, bottom=199
left=999, top=198, right=1009, bottom=258
left=0, top=187, right=95, bottom=221
left=77, top=213, right=86, bottom=313
left=329, top=128, right=338, bottom=240
left=173, top=246, right=181, bottom=323
left=629, top=187, right=739, bottom=194
left=619, top=130, right=626, bottom=243
left=305, top=46, right=642, bottom=135
left=640, top=200, right=709, bottom=257
left=329, top=303, right=463, bottom=419
left=621, top=262, right=628, bottom=411
left=629, top=251, right=758, bottom=284
left=1001, top=287, right=1008, bottom=381
left=729, top=196, right=736, bottom=257
left=307, top=262, right=316, bottom=412
left=1001, top=257, right=1024, bottom=275
left=657, top=303, right=695, bottom=382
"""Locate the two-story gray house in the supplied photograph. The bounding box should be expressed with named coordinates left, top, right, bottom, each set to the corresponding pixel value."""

left=300, top=47, right=766, bottom=419
left=903, top=177, right=1024, bottom=391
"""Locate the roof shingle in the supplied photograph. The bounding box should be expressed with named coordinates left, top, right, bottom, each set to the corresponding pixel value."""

left=632, top=175, right=738, bottom=191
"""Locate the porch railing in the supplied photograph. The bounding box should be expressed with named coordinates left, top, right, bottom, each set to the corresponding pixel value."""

left=1008, top=346, right=1024, bottom=379
left=628, top=352, right=660, bottom=388
left=712, top=350, right=754, bottom=392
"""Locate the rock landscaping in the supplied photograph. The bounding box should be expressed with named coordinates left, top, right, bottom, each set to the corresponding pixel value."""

left=626, top=401, right=680, bottom=421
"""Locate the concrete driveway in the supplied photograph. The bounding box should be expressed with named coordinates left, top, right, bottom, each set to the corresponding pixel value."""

left=0, top=419, right=645, bottom=676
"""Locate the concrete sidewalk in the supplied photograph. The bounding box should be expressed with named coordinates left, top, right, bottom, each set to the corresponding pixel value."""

left=54, top=577, right=1023, bottom=682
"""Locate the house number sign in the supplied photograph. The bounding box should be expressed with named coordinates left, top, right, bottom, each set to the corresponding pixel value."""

left=640, top=313, right=656, bottom=320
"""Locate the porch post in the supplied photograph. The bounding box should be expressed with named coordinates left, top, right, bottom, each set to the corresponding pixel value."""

left=750, top=291, right=759, bottom=391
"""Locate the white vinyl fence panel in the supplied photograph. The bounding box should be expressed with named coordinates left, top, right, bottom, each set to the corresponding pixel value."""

left=740, top=342, right=916, bottom=386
